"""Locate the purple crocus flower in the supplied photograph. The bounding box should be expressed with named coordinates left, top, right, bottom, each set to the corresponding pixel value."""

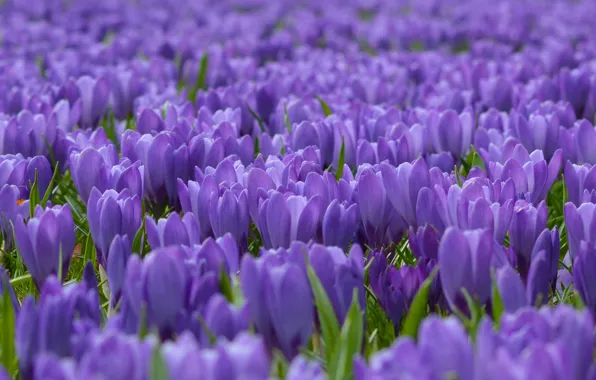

left=1, top=110, right=58, bottom=158
left=495, top=265, right=528, bottom=313
left=190, top=234, right=241, bottom=276
left=438, top=228, right=493, bottom=312
left=202, top=294, right=250, bottom=345
left=69, top=145, right=119, bottom=203
left=573, top=241, right=596, bottom=317
left=106, top=235, right=131, bottom=308
left=178, top=175, right=218, bottom=241
left=145, top=212, right=200, bottom=249
left=321, top=199, right=360, bottom=251
left=0, top=265, right=19, bottom=314
left=418, top=316, right=474, bottom=380
left=480, top=76, right=514, bottom=111
left=358, top=167, right=406, bottom=248
left=76, top=332, right=152, bottom=380
left=381, top=158, right=431, bottom=228
left=76, top=75, right=110, bottom=129
left=509, top=200, right=548, bottom=278
left=287, top=356, right=326, bottom=380
left=564, top=201, right=596, bottom=261
left=141, top=246, right=189, bottom=336
left=256, top=191, right=324, bottom=249
left=564, top=161, right=596, bottom=206
left=53, top=98, right=81, bottom=132
left=15, top=205, right=76, bottom=287
left=17, top=272, right=100, bottom=380
left=575, top=120, right=596, bottom=165
left=87, top=188, right=142, bottom=268
left=122, top=130, right=189, bottom=208
left=368, top=251, right=427, bottom=330
left=308, top=244, right=364, bottom=324
left=208, top=187, right=249, bottom=252
left=427, top=108, right=474, bottom=157
left=240, top=253, right=313, bottom=359
left=510, top=112, right=561, bottom=160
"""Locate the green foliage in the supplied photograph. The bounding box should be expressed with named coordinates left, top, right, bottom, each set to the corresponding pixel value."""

left=0, top=282, right=16, bottom=376
left=401, top=267, right=439, bottom=339
left=335, top=138, right=345, bottom=181
left=315, top=96, right=332, bottom=117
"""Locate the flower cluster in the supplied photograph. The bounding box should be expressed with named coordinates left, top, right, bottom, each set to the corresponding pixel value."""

left=0, top=0, right=595, bottom=379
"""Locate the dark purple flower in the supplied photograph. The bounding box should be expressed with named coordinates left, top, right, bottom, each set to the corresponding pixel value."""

left=145, top=212, right=200, bottom=249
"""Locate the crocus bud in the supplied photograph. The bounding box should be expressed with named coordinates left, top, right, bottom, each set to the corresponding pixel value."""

left=202, top=294, right=250, bottom=345
left=69, top=145, right=118, bottom=203
left=15, top=205, right=76, bottom=287
left=240, top=254, right=313, bottom=359
left=439, top=228, right=493, bottom=312
left=565, top=202, right=596, bottom=261
left=208, top=188, right=249, bottom=252
left=321, top=200, right=359, bottom=251
left=145, top=212, right=200, bottom=249
left=87, top=188, right=141, bottom=267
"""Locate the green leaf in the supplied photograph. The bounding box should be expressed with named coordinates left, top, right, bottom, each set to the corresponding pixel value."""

left=491, top=272, right=504, bottom=326
left=247, top=106, right=266, bottom=133
left=149, top=345, right=170, bottom=380
left=219, top=267, right=234, bottom=303
left=132, top=226, right=145, bottom=255
left=270, top=349, right=290, bottom=379
left=41, top=163, right=60, bottom=207
left=328, top=289, right=363, bottom=380
left=461, top=288, right=484, bottom=338
left=335, top=137, right=345, bottom=181
left=0, top=280, right=17, bottom=375
left=9, top=273, right=32, bottom=287
left=189, top=53, right=209, bottom=104
left=57, top=244, right=63, bottom=283
left=306, top=260, right=340, bottom=363
left=254, top=136, right=260, bottom=158
left=29, top=169, right=39, bottom=217
left=400, top=266, right=439, bottom=339
left=315, top=95, right=332, bottom=117
left=138, top=303, right=148, bottom=339
left=283, top=103, right=292, bottom=133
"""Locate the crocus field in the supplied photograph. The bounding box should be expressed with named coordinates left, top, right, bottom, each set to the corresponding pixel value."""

left=3, top=0, right=596, bottom=379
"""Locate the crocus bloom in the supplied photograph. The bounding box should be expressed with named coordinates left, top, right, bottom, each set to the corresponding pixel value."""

left=564, top=162, right=596, bottom=206
left=368, top=251, right=429, bottom=330
left=145, top=212, right=200, bottom=249
left=358, top=167, right=406, bottom=248
left=381, top=158, right=431, bottom=228
left=208, top=187, right=249, bottom=251
left=141, top=247, right=189, bottom=336
left=87, top=188, right=142, bottom=268
left=438, top=228, right=493, bottom=311
left=308, top=244, right=365, bottom=324
left=287, top=356, right=326, bottom=380
left=0, top=110, right=57, bottom=158
left=573, top=241, right=596, bottom=317
left=15, top=205, right=76, bottom=287
left=418, top=317, right=474, bottom=380
left=565, top=202, right=596, bottom=261
left=178, top=175, right=218, bottom=241
left=76, top=75, right=110, bottom=129
left=427, top=108, right=474, bottom=157
left=70, top=145, right=119, bottom=203
left=240, top=253, right=313, bottom=359
left=122, top=130, right=189, bottom=208
left=106, top=235, right=131, bottom=308
left=256, top=191, right=324, bottom=249
left=202, top=294, right=250, bottom=345
left=321, top=200, right=360, bottom=251
left=509, top=200, right=548, bottom=277
left=76, top=333, right=153, bottom=380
